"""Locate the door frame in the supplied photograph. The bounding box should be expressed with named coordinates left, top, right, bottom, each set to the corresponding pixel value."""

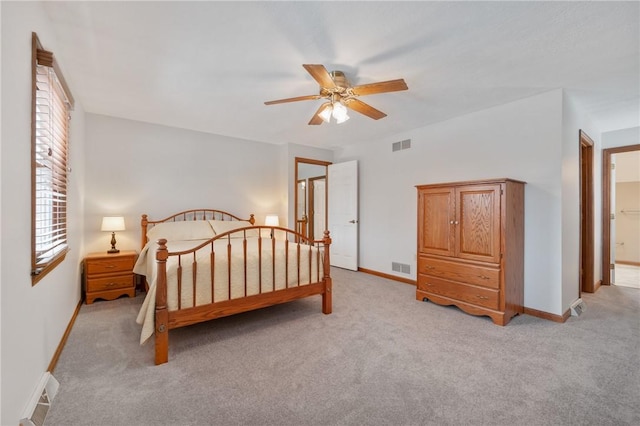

left=579, top=130, right=594, bottom=294
left=601, top=143, right=640, bottom=285
left=294, top=157, right=331, bottom=240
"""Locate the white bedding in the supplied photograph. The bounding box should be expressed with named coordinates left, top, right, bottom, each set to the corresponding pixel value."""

left=135, top=235, right=323, bottom=344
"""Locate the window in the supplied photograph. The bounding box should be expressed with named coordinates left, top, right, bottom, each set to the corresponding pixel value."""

left=31, top=32, right=74, bottom=284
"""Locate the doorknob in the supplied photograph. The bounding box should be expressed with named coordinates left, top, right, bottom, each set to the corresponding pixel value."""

left=349, top=219, right=358, bottom=224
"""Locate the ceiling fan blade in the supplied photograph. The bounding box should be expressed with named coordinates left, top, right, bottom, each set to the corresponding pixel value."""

left=350, top=79, right=408, bottom=96
left=264, top=94, right=322, bottom=105
left=303, top=64, right=336, bottom=89
left=344, top=98, right=387, bottom=120
left=308, top=103, right=331, bottom=125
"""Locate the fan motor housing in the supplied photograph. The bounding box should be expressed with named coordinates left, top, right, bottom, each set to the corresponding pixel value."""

left=330, top=71, right=349, bottom=88
left=319, top=71, right=350, bottom=97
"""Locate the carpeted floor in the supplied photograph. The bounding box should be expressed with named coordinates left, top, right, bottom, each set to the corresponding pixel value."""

left=45, top=267, right=640, bottom=425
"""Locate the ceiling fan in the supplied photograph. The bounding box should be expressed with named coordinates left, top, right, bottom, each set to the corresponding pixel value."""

left=264, top=64, right=408, bottom=125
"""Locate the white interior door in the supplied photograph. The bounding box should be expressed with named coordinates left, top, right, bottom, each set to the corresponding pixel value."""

left=328, top=160, right=358, bottom=270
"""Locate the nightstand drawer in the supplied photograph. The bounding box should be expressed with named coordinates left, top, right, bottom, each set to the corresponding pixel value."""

left=87, top=275, right=134, bottom=292
left=86, top=256, right=135, bottom=275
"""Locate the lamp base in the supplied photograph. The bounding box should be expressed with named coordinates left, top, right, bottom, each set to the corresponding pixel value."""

left=107, top=232, right=119, bottom=254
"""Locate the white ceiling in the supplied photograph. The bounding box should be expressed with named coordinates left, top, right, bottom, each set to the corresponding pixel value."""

left=42, top=1, right=640, bottom=149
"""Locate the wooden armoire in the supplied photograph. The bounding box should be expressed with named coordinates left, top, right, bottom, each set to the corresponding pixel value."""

left=416, top=178, right=525, bottom=325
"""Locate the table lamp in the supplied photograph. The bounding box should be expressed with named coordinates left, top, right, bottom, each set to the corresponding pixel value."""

left=101, top=216, right=125, bottom=254
left=265, top=214, right=279, bottom=238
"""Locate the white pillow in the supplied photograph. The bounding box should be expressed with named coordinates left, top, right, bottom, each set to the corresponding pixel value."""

left=147, top=221, right=215, bottom=241
left=208, top=220, right=260, bottom=238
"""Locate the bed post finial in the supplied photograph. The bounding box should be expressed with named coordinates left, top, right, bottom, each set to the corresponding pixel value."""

left=141, top=214, right=149, bottom=251
left=322, top=230, right=332, bottom=314
left=249, top=214, right=255, bottom=225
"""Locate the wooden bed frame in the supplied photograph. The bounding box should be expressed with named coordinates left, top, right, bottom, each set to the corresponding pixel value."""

left=140, top=209, right=332, bottom=365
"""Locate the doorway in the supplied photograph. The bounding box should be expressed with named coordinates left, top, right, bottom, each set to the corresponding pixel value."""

left=602, top=144, right=640, bottom=286
left=295, top=157, right=331, bottom=241
left=579, top=130, right=595, bottom=294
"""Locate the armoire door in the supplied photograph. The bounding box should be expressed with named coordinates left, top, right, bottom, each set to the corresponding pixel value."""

left=418, top=187, right=456, bottom=257
left=455, top=184, right=502, bottom=263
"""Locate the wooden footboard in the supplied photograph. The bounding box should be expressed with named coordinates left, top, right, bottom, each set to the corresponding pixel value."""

left=152, top=227, right=331, bottom=365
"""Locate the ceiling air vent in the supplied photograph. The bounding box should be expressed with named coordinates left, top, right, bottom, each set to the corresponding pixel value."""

left=392, top=139, right=411, bottom=152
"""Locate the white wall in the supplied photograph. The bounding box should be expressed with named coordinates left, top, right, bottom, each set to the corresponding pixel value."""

left=1, top=2, right=86, bottom=423
left=335, top=90, right=573, bottom=315
left=602, top=126, right=640, bottom=149
left=614, top=151, right=640, bottom=182
left=615, top=182, right=640, bottom=262
left=560, top=94, right=601, bottom=311
left=83, top=114, right=286, bottom=254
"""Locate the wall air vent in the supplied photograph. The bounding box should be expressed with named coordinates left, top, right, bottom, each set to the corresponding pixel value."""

left=20, top=373, right=59, bottom=426
left=392, top=139, right=411, bottom=152
left=392, top=262, right=411, bottom=274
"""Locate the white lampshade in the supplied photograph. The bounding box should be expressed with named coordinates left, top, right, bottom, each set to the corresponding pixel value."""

left=101, top=216, right=125, bottom=232
left=335, top=112, right=350, bottom=124
left=332, top=101, right=348, bottom=121
left=265, top=214, right=279, bottom=227
left=318, top=103, right=333, bottom=123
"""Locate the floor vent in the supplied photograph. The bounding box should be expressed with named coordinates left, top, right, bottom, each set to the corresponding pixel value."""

left=20, top=373, right=59, bottom=426
left=570, top=298, right=586, bottom=316
left=392, top=262, right=411, bottom=274
left=392, top=139, right=411, bottom=152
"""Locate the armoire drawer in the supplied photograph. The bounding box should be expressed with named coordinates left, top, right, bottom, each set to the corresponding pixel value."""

left=418, top=275, right=499, bottom=310
left=418, top=256, right=499, bottom=289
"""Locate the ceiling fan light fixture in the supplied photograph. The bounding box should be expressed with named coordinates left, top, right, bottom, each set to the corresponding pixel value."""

left=265, top=64, right=407, bottom=125
left=335, top=112, right=350, bottom=124
left=332, top=101, right=349, bottom=123
left=318, top=103, right=333, bottom=123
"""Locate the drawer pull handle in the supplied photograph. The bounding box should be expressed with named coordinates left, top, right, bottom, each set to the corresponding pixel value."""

left=475, top=295, right=489, bottom=300
left=105, top=265, right=116, bottom=269
left=425, top=266, right=435, bottom=270
left=106, top=282, right=118, bottom=287
left=479, top=275, right=490, bottom=280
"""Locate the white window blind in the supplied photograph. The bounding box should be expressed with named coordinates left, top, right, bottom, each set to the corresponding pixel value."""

left=32, top=33, right=74, bottom=283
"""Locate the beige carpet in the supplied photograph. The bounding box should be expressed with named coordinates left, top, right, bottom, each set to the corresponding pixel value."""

left=45, top=267, right=640, bottom=425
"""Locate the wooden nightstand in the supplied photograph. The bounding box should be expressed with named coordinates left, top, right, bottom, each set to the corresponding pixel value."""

left=84, top=251, right=137, bottom=304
